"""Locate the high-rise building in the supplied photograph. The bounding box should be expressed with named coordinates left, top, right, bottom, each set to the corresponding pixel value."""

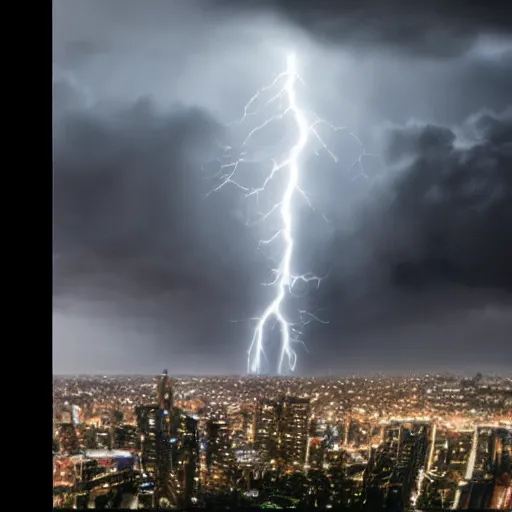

left=382, top=424, right=402, bottom=464
left=308, top=437, right=327, bottom=471
left=474, top=427, right=493, bottom=478
left=170, top=410, right=200, bottom=507
left=279, top=396, right=310, bottom=470
left=136, top=370, right=200, bottom=508
left=447, top=429, right=474, bottom=476
left=448, top=428, right=479, bottom=510
left=254, top=399, right=280, bottom=466
left=395, top=423, right=430, bottom=507
left=253, top=396, right=310, bottom=471
left=155, top=370, right=175, bottom=507
left=495, top=428, right=512, bottom=475
left=425, top=424, right=449, bottom=473
left=136, top=404, right=160, bottom=476
left=157, top=369, right=174, bottom=413
left=363, top=446, right=396, bottom=511
left=205, top=417, right=233, bottom=490
left=136, top=370, right=176, bottom=508
left=94, top=426, right=113, bottom=450
left=113, top=424, right=138, bottom=451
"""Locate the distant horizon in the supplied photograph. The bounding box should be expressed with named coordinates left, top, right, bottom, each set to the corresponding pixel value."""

left=52, top=370, right=512, bottom=378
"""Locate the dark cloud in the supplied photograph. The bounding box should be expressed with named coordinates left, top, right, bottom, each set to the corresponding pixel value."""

left=53, top=83, right=274, bottom=373
left=296, top=109, right=512, bottom=373
left=52, top=1, right=512, bottom=374
left=381, top=109, right=512, bottom=291
left=53, top=89, right=260, bottom=315
left=53, top=94, right=512, bottom=373
left=52, top=0, right=512, bottom=130
left=211, top=0, right=512, bottom=57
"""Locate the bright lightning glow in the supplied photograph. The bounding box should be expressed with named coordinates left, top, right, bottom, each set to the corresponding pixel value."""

left=210, top=53, right=372, bottom=375
left=247, top=53, right=309, bottom=375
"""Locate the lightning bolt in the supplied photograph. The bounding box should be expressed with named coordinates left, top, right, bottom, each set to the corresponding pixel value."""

left=209, top=53, right=373, bottom=375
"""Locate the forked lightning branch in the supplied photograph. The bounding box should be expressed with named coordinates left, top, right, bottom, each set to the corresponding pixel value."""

left=209, top=53, right=369, bottom=375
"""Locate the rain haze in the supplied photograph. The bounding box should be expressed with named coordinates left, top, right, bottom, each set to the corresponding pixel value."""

left=53, top=0, right=512, bottom=376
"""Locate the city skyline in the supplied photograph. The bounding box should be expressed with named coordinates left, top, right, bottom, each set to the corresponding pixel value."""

left=53, top=0, right=512, bottom=375
left=52, top=372, right=512, bottom=509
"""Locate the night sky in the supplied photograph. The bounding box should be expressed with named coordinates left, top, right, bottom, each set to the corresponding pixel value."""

left=53, top=0, right=512, bottom=375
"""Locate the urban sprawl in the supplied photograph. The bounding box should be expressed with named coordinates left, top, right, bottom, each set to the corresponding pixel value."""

left=53, top=372, right=512, bottom=510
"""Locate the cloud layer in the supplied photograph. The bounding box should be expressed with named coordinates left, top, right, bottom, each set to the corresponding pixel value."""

left=211, top=0, right=512, bottom=56
left=53, top=1, right=512, bottom=374
left=381, top=109, right=512, bottom=291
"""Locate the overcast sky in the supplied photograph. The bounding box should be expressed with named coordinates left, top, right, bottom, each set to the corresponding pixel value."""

left=53, top=0, right=512, bottom=376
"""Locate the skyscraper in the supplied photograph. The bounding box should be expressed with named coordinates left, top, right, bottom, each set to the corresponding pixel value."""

left=170, top=410, right=200, bottom=507
left=254, top=399, right=280, bottom=466
left=205, top=417, right=234, bottom=491
left=474, top=427, right=493, bottom=478
left=113, top=424, right=138, bottom=451
left=280, top=396, right=310, bottom=470
left=136, top=370, right=176, bottom=508
left=396, top=423, right=430, bottom=507
left=253, top=396, right=310, bottom=471
left=157, top=369, right=174, bottom=414
left=448, top=428, right=478, bottom=510
left=136, top=404, right=160, bottom=476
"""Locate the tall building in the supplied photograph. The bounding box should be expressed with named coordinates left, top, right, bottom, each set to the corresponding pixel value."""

left=417, top=426, right=453, bottom=509
left=474, top=427, right=493, bottom=478
left=254, top=399, right=280, bottom=466
left=157, top=369, right=174, bottom=413
left=136, top=404, right=160, bottom=476
left=308, top=437, right=327, bottom=471
left=308, top=415, right=333, bottom=468
left=494, top=428, right=512, bottom=475
left=365, top=422, right=432, bottom=510
left=382, top=424, right=402, bottom=464
left=426, top=424, right=449, bottom=473
left=155, top=370, right=175, bottom=507
left=113, top=424, right=138, bottom=451
left=449, top=428, right=479, bottom=510
left=136, top=370, right=200, bottom=508
left=280, top=397, right=310, bottom=470
left=447, top=429, right=475, bottom=476
left=136, top=370, right=176, bottom=508
left=205, top=417, right=234, bottom=490
left=253, top=396, right=310, bottom=471
left=170, top=410, right=200, bottom=507
left=94, top=426, right=113, bottom=450
left=395, top=423, right=430, bottom=507
left=363, top=446, right=396, bottom=511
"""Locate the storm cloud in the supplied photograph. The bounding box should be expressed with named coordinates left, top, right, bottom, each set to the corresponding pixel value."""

left=211, top=0, right=512, bottom=57
left=53, top=0, right=512, bottom=375
left=380, top=109, right=512, bottom=291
